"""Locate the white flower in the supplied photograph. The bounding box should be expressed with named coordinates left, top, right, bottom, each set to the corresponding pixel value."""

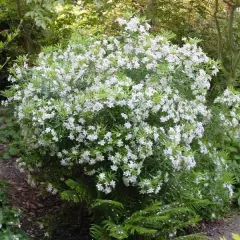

left=87, top=134, right=98, bottom=141
left=117, top=18, right=127, bottom=26
left=47, top=183, right=53, bottom=192
left=98, top=140, right=105, bottom=146
left=125, top=17, right=140, bottom=32
left=117, top=140, right=123, bottom=147
left=121, top=113, right=128, bottom=119
left=68, top=133, right=74, bottom=140
left=110, top=180, right=116, bottom=187
left=124, top=122, right=131, bottom=129
left=111, top=165, right=118, bottom=171
left=99, top=173, right=106, bottom=180
left=96, top=183, right=104, bottom=191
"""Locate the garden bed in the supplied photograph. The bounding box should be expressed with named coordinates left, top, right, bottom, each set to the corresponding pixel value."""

left=0, top=155, right=240, bottom=239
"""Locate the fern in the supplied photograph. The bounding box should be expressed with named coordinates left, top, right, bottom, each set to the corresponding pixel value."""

left=130, top=201, right=163, bottom=217
left=125, top=224, right=158, bottom=236
left=60, top=179, right=93, bottom=203
left=103, top=220, right=128, bottom=239
left=125, top=215, right=170, bottom=228
left=92, top=199, right=124, bottom=213
left=158, top=206, right=197, bottom=216
left=60, top=190, right=82, bottom=203
left=90, top=224, right=111, bottom=240
left=183, top=199, right=214, bottom=211
left=173, top=233, right=208, bottom=240
left=90, top=198, right=208, bottom=239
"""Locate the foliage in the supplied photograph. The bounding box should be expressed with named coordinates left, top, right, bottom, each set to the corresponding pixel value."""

left=0, top=0, right=39, bottom=92
left=139, top=0, right=214, bottom=39
left=25, top=0, right=141, bottom=45
left=0, top=107, right=21, bottom=160
left=0, top=26, right=20, bottom=70
left=3, top=17, right=240, bottom=239
left=220, top=233, right=240, bottom=240
left=232, top=233, right=240, bottom=240
left=90, top=199, right=210, bottom=239
left=214, top=0, right=240, bottom=88
left=0, top=181, right=29, bottom=239
left=173, top=233, right=207, bottom=240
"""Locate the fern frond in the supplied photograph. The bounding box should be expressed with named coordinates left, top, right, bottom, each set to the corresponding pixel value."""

left=126, top=214, right=169, bottom=226
left=103, top=220, right=128, bottom=239
left=182, top=199, right=214, bottom=211
left=173, top=233, right=208, bottom=240
left=177, top=215, right=202, bottom=229
left=158, top=206, right=197, bottom=217
left=92, top=199, right=124, bottom=212
left=124, top=224, right=158, bottom=236
left=90, top=224, right=110, bottom=240
left=129, top=201, right=163, bottom=218
left=61, top=179, right=93, bottom=202
left=60, top=190, right=81, bottom=203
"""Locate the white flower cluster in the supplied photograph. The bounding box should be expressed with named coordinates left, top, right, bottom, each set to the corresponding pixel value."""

left=4, top=17, right=238, bottom=197
left=215, top=89, right=240, bottom=129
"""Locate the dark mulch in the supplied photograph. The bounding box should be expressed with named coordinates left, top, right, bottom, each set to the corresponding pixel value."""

left=0, top=155, right=91, bottom=239
left=199, top=214, right=240, bottom=239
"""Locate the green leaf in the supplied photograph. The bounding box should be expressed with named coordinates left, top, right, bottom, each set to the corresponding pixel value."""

left=125, top=224, right=158, bottom=236
left=62, top=179, right=93, bottom=202
left=103, top=220, right=128, bottom=239
left=92, top=199, right=124, bottom=211
left=2, top=152, right=10, bottom=160
left=173, top=233, right=208, bottom=240
left=233, top=155, right=240, bottom=160
left=7, top=34, right=12, bottom=42
left=226, top=146, right=238, bottom=153
left=8, top=147, right=19, bottom=156
left=61, top=190, right=80, bottom=202
left=90, top=224, right=111, bottom=240
left=232, top=233, right=240, bottom=240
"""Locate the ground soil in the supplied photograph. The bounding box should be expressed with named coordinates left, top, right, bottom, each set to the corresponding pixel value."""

left=199, top=213, right=240, bottom=239
left=0, top=147, right=91, bottom=239
left=0, top=156, right=62, bottom=239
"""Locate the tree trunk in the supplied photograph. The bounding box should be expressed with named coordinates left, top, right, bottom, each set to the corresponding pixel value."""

left=16, top=0, right=34, bottom=54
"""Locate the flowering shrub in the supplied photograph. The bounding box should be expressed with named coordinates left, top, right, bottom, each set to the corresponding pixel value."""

left=3, top=17, right=240, bottom=238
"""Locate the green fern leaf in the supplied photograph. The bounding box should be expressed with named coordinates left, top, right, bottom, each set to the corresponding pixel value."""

left=60, top=190, right=80, bottom=202
left=63, top=179, right=93, bottom=202
left=103, top=220, right=128, bottom=239
left=129, top=201, right=163, bottom=219
left=173, top=233, right=208, bottom=240
left=92, top=199, right=124, bottom=212
left=90, top=224, right=111, bottom=240
left=124, top=224, right=158, bottom=236
left=126, top=214, right=169, bottom=226
left=183, top=199, right=214, bottom=211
